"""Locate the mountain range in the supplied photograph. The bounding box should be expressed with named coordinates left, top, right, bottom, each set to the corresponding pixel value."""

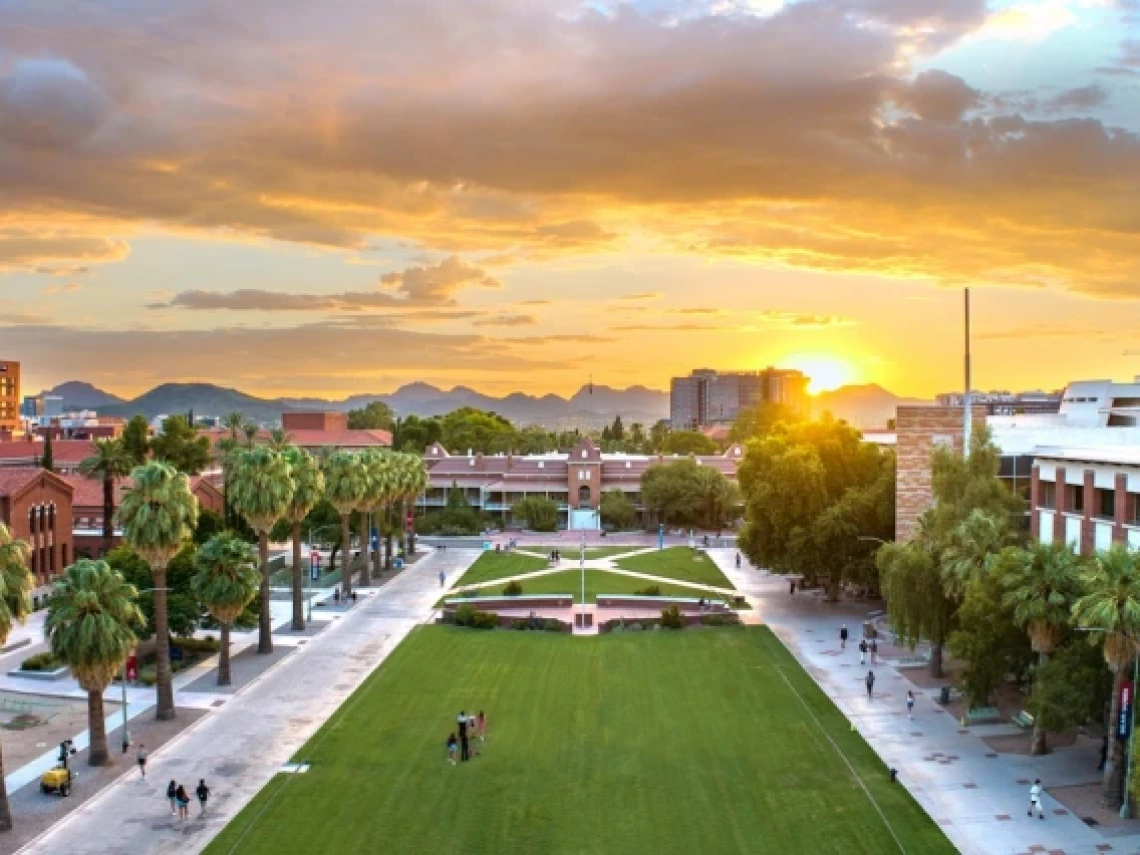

left=45, top=380, right=924, bottom=430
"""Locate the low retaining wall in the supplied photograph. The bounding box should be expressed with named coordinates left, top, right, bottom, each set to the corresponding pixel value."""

left=596, top=596, right=730, bottom=613
left=444, top=596, right=574, bottom=610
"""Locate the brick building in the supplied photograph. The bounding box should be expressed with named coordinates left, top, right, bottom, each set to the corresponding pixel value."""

left=423, top=436, right=744, bottom=530
left=1030, top=448, right=1140, bottom=554
left=200, top=412, right=392, bottom=455
left=0, top=362, right=19, bottom=437
left=894, top=405, right=988, bottom=541
left=0, top=468, right=74, bottom=604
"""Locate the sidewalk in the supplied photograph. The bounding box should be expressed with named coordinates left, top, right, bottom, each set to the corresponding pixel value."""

left=707, top=548, right=1140, bottom=855
left=15, top=548, right=481, bottom=855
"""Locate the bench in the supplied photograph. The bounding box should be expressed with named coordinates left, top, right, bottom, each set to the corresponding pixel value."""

left=964, top=707, right=1001, bottom=725
left=1012, top=710, right=1035, bottom=729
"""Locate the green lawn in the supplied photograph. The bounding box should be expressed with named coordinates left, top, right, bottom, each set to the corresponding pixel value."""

left=206, top=626, right=953, bottom=855
left=616, top=547, right=735, bottom=588
left=452, top=551, right=549, bottom=587
left=526, top=545, right=644, bottom=559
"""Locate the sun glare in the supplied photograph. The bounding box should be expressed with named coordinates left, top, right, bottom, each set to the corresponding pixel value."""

left=778, top=354, right=857, bottom=395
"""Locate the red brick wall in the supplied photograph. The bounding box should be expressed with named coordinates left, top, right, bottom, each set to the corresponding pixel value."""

left=1081, top=470, right=1096, bottom=556
left=895, top=405, right=987, bottom=541
left=1114, top=473, right=1129, bottom=546
left=282, top=412, right=348, bottom=431
left=0, top=475, right=73, bottom=591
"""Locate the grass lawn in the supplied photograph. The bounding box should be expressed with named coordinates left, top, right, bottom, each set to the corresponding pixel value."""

left=526, top=545, right=644, bottom=559
left=616, top=546, right=735, bottom=588
left=452, top=551, right=549, bottom=587
left=206, top=626, right=953, bottom=855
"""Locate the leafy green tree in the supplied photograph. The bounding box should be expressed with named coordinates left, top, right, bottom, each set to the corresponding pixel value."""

left=512, top=496, right=559, bottom=531
left=78, top=438, right=134, bottom=557
left=193, top=508, right=225, bottom=545
left=41, top=431, right=54, bottom=472
left=348, top=401, right=395, bottom=431
left=878, top=531, right=956, bottom=678
left=122, top=415, right=150, bottom=466
left=45, top=559, right=142, bottom=766
left=628, top=423, right=648, bottom=453
left=1000, top=542, right=1085, bottom=754
left=600, top=489, right=638, bottom=530
left=649, top=422, right=670, bottom=453
left=394, top=414, right=443, bottom=453
left=730, top=402, right=801, bottom=442
left=105, top=545, right=203, bottom=639
left=1072, top=545, right=1140, bottom=808
left=324, top=451, right=369, bottom=596
left=193, top=534, right=260, bottom=685
left=439, top=408, right=515, bottom=454
left=610, top=415, right=624, bottom=442
left=282, top=448, right=324, bottom=629
left=1027, top=639, right=1111, bottom=749
left=662, top=430, right=717, bottom=455
left=229, top=447, right=294, bottom=654
left=0, top=524, right=33, bottom=830
left=641, top=458, right=705, bottom=528
left=694, top=465, right=741, bottom=531
left=149, top=415, right=211, bottom=475
left=418, top=482, right=484, bottom=536
left=115, top=461, right=198, bottom=720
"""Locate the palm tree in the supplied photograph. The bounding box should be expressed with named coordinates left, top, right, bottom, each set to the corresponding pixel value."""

left=78, top=438, right=134, bottom=558
left=1000, top=542, right=1084, bottom=755
left=228, top=447, right=294, bottom=654
left=116, top=461, right=198, bottom=721
left=0, top=525, right=33, bottom=831
left=45, top=559, right=142, bottom=766
left=242, top=422, right=260, bottom=449
left=403, top=453, right=428, bottom=556
left=324, top=451, right=368, bottom=598
left=1072, top=545, right=1140, bottom=808
left=359, top=451, right=389, bottom=586
left=192, top=534, right=259, bottom=685
left=221, top=411, right=245, bottom=441
left=268, top=428, right=292, bottom=451
left=215, top=435, right=239, bottom=528
left=282, top=448, right=324, bottom=629
left=941, top=509, right=1011, bottom=599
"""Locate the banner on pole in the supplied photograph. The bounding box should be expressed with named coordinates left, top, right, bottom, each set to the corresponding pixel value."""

left=1120, top=681, right=1133, bottom=739
left=310, top=550, right=321, bottom=581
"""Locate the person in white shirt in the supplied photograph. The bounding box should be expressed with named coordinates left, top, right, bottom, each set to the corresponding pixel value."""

left=1028, top=780, right=1044, bottom=819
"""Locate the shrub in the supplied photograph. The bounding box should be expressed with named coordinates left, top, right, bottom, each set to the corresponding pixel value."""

left=544, top=619, right=564, bottom=632
left=173, top=636, right=220, bottom=654
left=510, top=618, right=529, bottom=630
left=634, top=585, right=661, bottom=596
left=628, top=622, right=643, bottom=632
left=660, top=605, right=684, bottom=629
left=503, top=580, right=523, bottom=597
left=470, top=610, right=499, bottom=630
left=455, top=603, right=476, bottom=627
left=21, top=652, right=62, bottom=672
left=701, top=613, right=741, bottom=627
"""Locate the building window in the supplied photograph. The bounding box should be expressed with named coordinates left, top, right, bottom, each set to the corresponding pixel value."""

left=1098, top=488, right=1116, bottom=520
left=1068, top=485, right=1084, bottom=514
left=578, top=485, right=590, bottom=508
left=538, top=461, right=545, bottom=469
left=1039, top=482, right=1056, bottom=510
left=1130, top=494, right=1140, bottom=527
left=581, top=450, right=587, bottom=459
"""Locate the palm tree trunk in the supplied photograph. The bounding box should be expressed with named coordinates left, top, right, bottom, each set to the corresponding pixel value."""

left=153, top=566, right=175, bottom=720
left=408, top=500, right=417, bottom=556
left=291, top=521, right=304, bottom=631
left=372, top=510, right=382, bottom=579
left=218, top=623, right=232, bottom=686
left=0, top=736, right=12, bottom=831
left=384, top=506, right=394, bottom=572
left=929, top=636, right=944, bottom=679
left=101, top=473, right=114, bottom=557
left=358, top=514, right=371, bottom=586
left=1104, top=667, right=1127, bottom=809
left=1030, top=650, right=1049, bottom=755
left=401, top=500, right=411, bottom=557
left=87, top=689, right=109, bottom=766
left=258, top=531, right=273, bottom=654
left=341, top=514, right=353, bottom=597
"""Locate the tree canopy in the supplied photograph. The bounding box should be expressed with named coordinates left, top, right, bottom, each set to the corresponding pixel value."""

left=149, top=415, right=211, bottom=475
left=348, top=401, right=395, bottom=430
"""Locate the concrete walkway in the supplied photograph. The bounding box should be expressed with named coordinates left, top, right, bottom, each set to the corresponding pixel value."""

left=707, top=548, right=1140, bottom=855
left=15, top=548, right=479, bottom=855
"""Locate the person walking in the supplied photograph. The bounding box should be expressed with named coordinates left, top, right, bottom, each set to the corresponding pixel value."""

left=457, top=710, right=469, bottom=761
left=166, top=780, right=178, bottom=816
left=789, top=578, right=796, bottom=597
left=176, top=784, right=191, bottom=820
left=735, top=552, right=741, bottom=569
left=477, top=710, right=486, bottom=742
left=439, top=570, right=445, bottom=588
left=334, top=588, right=340, bottom=605
left=865, top=670, right=875, bottom=699
left=137, top=744, right=148, bottom=779
left=196, top=779, right=210, bottom=815
left=460, top=729, right=470, bottom=763
left=906, top=690, right=915, bottom=720
left=447, top=733, right=458, bottom=766
left=859, top=639, right=867, bottom=665
left=1028, top=780, right=1044, bottom=819
left=870, top=638, right=878, bottom=664
left=840, top=625, right=849, bottom=650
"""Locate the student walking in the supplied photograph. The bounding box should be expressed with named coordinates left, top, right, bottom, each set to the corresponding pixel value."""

left=460, top=730, right=470, bottom=762
left=865, top=670, right=875, bottom=699
left=859, top=639, right=867, bottom=665
left=439, top=570, right=445, bottom=588
left=906, top=691, right=915, bottom=720
left=477, top=710, right=486, bottom=742
left=196, top=779, right=210, bottom=815
left=166, top=780, right=178, bottom=816
left=137, top=744, right=147, bottom=779
left=735, top=552, right=741, bottom=569
left=789, top=579, right=796, bottom=596
left=870, top=638, right=878, bottom=664
left=457, top=710, right=469, bottom=760
left=176, top=785, right=191, bottom=820
left=1028, top=780, right=1044, bottom=819
left=840, top=625, right=849, bottom=650
left=447, top=733, right=458, bottom=765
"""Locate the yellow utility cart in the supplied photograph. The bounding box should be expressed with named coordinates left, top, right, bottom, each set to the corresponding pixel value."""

left=40, top=740, right=77, bottom=797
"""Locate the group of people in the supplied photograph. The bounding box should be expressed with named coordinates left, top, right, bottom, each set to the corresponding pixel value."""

left=446, top=710, right=486, bottom=765
left=333, top=588, right=358, bottom=606
left=548, top=550, right=563, bottom=563
left=840, top=624, right=885, bottom=704
left=165, top=779, right=209, bottom=819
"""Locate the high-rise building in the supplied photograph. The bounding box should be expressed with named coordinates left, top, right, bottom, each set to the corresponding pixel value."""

left=0, top=362, right=19, bottom=435
left=669, top=368, right=809, bottom=429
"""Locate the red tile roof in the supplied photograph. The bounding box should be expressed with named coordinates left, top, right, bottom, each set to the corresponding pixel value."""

left=0, top=468, right=75, bottom=499
left=61, top=474, right=220, bottom=511
left=0, top=440, right=96, bottom=464
left=201, top=428, right=391, bottom=450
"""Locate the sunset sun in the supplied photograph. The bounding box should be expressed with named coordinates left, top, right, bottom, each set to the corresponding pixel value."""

left=779, top=354, right=857, bottom=395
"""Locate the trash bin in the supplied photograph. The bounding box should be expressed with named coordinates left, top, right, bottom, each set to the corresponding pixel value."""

left=939, top=686, right=951, bottom=705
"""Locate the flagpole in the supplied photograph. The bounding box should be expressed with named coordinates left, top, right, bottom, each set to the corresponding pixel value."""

left=963, top=288, right=972, bottom=453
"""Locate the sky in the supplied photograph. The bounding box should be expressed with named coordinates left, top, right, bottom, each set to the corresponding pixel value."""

left=1, top=0, right=1139, bottom=400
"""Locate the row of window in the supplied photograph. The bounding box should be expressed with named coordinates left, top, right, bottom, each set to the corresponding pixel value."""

left=1038, top=482, right=1140, bottom=524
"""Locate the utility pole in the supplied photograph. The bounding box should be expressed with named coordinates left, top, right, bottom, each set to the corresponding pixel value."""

left=963, top=288, right=973, bottom=454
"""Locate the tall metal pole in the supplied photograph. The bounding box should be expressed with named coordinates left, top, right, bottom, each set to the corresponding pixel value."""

left=963, top=288, right=973, bottom=454
left=120, top=660, right=129, bottom=753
